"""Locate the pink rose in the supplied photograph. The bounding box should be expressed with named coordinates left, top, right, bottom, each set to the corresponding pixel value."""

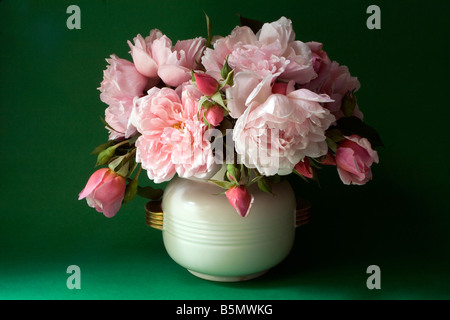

left=131, top=85, right=214, bottom=183
left=335, top=135, right=379, bottom=185
left=78, top=168, right=126, bottom=218
left=304, top=42, right=332, bottom=92
left=279, top=40, right=317, bottom=84
left=127, top=29, right=163, bottom=78
left=319, top=61, right=363, bottom=120
left=129, top=30, right=205, bottom=87
left=154, top=36, right=206, bottom=87
left=226, top=71, right=297, bottom=119
left=98, top=55, right=149, bottom=140
left=99, top=55, right=149, bottom=106
left=202, top=17, right=315, bottom=84
left=225, top=185, right=254, bottom=217
left=225, top=71, right=268, bottom=119
left=233, top=85, right=335, bottom=176
left=104, top=101, right=138, bottom=141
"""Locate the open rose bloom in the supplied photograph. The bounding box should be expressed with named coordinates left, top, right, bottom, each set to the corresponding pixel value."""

left=80, top=16, right=381, bottom=218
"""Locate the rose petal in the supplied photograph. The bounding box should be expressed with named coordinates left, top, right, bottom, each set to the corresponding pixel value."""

left=78, top=168, right=109, bottom=200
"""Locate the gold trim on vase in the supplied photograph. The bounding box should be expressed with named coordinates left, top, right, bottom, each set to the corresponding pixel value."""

left=145, top=200, right=164, bottom=230
left=145, top=197, right=311, bottom=230
left=295, top=198, right=311, bottom=227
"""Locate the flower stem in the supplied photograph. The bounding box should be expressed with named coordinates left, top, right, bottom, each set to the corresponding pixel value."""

left=133, top=164, right=142, bottom=181
left=113, top=139, right=130, bottom=149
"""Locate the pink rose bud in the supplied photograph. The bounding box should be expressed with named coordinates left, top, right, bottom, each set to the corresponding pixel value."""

left=294, top=157, right=313, bottom=179
left=194, top=73, right=219, bottom=96
left=205, top=105, right=224, bottom=126
left=320, top=151, right=336, bottom=166
left=78, top=168, right=126, bottom=218
left=335, top=135, right=379, bottom=185
left=225, top=185, right=254, bottom=218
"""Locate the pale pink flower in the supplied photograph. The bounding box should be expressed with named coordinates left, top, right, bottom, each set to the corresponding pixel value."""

left=298, top=42, right=363, bottom=120
left=132, top=85, right=214, bottom=183
left=225, top=185, right=254, bottom=217
left=335, top=135, right=379, bottom=185
left=233, top=84, right=335, bottom=176
left=78, top=168, right=126, bottom=218
left=202, top=17, right=316, bottom=84
left=304, top=42, right=332, bottom=92
left=318, top=61, right=363, bottom=120
left=227, top=42, right=290, bottom=79
left=127, top=29, right=163, bottom=78
left=134, top=135, right=176, bottom=184
left=225, top=71, right=268, bottom=118
left=129, top=30, right=206, bottom=87
left=279, top=40, right=317, bottom=84
left=99, top=55, right=149, bottom=106
left=105, top=101, right=137, bottom=140
left=98, top=54, right=149, bottom=139
left=225, top=70, right=298, bottom=120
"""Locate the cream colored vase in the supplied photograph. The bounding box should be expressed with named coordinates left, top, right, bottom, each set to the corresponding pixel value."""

left=146, top=171, right=310, bottom=282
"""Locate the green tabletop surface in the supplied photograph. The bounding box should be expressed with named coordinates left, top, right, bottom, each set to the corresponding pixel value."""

left=1, top=0, right=449, bottom=300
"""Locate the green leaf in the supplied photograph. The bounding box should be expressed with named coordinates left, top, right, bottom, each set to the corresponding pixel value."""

left=219, top=69, right=234, bottom=90
left=96, top=146, right=116, bottom=166
left=226, top=164, right=240, bottom=182
left=108, top=154, right=124, bottom=171
left=221, top=56, right=233, bottom=81
left=257, top=177, right=272, bottom=194
left=308, top=157, right=322, bottom=169
left=204, top=12, right=212, bottom=48
left=208, top=179, right=235, bottom=190
left=341, top=91, right=357, bottom=117
left=211, top=92, right=226, bottom=108
left=197, top=95, right=210, bottom=114
left=242, top=165, right=251, bottom=184
left=336, top=116, right=384, bottom=148
left=237, top=13, right=264, bottom=34
left=91, top=141, right=114, bottom=155
left=137, top=186, right=164, bottom=200
left=326, top=128, right=345, bottom=143
left=123, top=179, right=138, bottom=204
left=248, top=174, right=264, bottom=186
left=269, top=174, right=282, bottom=184
left=128, top=133, right=141, bottom=146
left=115, top=159, right=130, bottom=178
left=326, top=137, right=337, bottom=153
left=126, top=159, right=138, bottom=179
left=107, top=154, right=132, bottom=178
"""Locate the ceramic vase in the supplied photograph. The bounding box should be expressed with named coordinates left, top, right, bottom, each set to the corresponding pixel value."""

left=145, top=169, right=310, bottom=282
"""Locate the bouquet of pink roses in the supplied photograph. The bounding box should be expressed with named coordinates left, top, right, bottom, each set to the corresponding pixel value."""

left=79, top=15, right=382, bottom=219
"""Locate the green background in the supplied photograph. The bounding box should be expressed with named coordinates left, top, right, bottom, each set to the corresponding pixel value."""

left=1, top=0, right=449, bottom=300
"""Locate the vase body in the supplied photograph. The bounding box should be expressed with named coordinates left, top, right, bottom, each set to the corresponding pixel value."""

left=160, top=174, right=297, bottom=282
